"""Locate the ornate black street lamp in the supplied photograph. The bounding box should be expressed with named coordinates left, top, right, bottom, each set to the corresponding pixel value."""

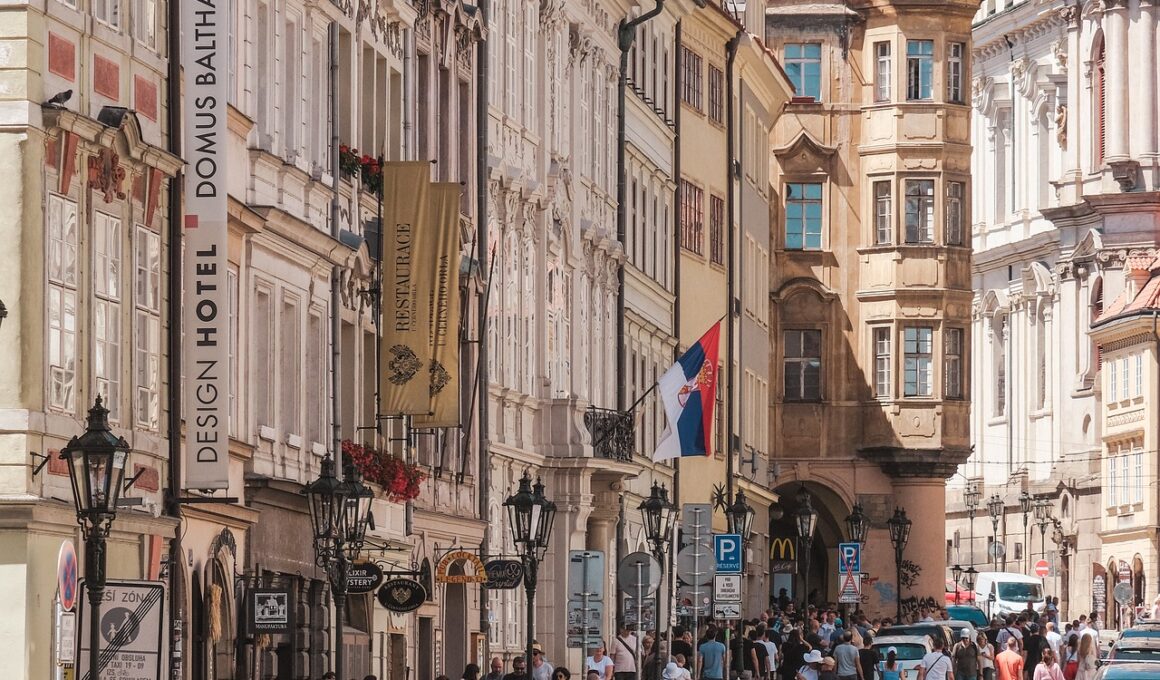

left=61, top=396, right=130, bottom=680
left=987, top=493, right=1004, bottom=568
left=845, top=502, right=869, bottom=545
left=795, top=487, right=818, bottom=605
left=640, top=482, right=677, bottom=680
left=963, top=566, right=978, bottom=597
left=951, top=564, right=963, bottom=605
left=1034, top=497, right=1051, bottom=560
left=1019, top=490, right=1033, bottom=572
left=304, top=456, right=374, bottom=680
left=888, top=507, right=912, bottom=621
left=964, top=482, right=980, bottom=568
left=505, top=473, right=556, bottom=672
left=726, top=488, right=756, bottom=542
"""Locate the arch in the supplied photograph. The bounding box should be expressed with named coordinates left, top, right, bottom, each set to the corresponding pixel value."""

left=1023, top=262, right=1055, bottom=296
left=980, top=289, right=1011, bottom=318
left=773, top=277, right=838, bottom=304
left=1133, top=554, right=1146, bottom=609
left=770, top=481, right=856, bottom=607
left=1071, top=229, right=1105, bottom=262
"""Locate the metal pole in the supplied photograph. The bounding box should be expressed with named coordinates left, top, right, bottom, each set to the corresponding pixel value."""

left=86, top=530, right=107, bottom=680
left=654, top=557, right=664, bottom=680
left=690, top=507, right=704, bottom=680
left=635, top=561, right=644, bottom=680
left=525, top=556, right=537, bottom=678
left=333, top=555, right=349, bottom=680
left=895, top=548, right=903, bottom=622
left=582, top=555, right=590, bottom=669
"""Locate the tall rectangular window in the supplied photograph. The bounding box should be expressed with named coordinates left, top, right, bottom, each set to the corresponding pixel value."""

left=1109, top=359, right=1118, bottom=403
left=1108, top=454, right=1118, bottom=507
left=785, top=43, right=822, bottom=100
left=874, top=327, right=892, bottom=398
left=785, top=182, right=822, bottom=250
left=784, top=330, right=822, bottom=401
left=48, top=196, right=79, bottom=413
left=135, top=227, right=162, bottom=430
left=1121, top=357, right=1130, bottom=400
left=904, top=327, right=934, bottom=397
left=946, top=328, right=964, bottom=399
left=906, top=40, right=934, bottom=100
left=875, top=42, right=892, bottom=102
left=1136, top=353, right=1144, bottom=397
left=709, top=195, right=725, bottom=265
left=874, top=181, right=893, bottom=244
left=681, top=46, right=703, bottom=110
left=283, top=17, right=299, bottom=157
left=254, top=288, right=273, bottom=426
left=307, top=309, right=325, bottom=445
left=680, top=179, right=704, bottom=255
left=280, top=298, right=301, bottom=433
left=133, top=0, right=157, bottom=48
left=94, top=0, right=121, bottom=29
left=227, top=269, right=239, bottom=437
left=708, top=65, right=724, bottom=124
left=946, top=181, right=964, bottom=245
left=1135, top=445, right=1144, bottom=503
left=905, top=179, right=935, bottom=243
left=947, top=42, right=965, bottom=103
left=94, top=212, right=122, bottom=422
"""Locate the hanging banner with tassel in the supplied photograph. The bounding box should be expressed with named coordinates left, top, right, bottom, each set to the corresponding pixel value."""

left=414, top=183, right=463, bottom=428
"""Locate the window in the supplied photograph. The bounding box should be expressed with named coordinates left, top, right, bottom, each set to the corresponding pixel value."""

left=875, top=42, right=891, bottom=102
left=904, top=179, right=935, bottom=243
left=48, top=195, right=79, bottom=413
left=680, top=179, right=704, bottom=255
left=254, top=288, right=273, bottom=426
left=946, top=328, right=964, bottom=399
left=946, top=181, right=964, bottom=245
left=874, top=327, right=892, bottom=398
left=1120, top=357, right=1129, bottom=401
left=681, top=46, right=703, bottom=110
left=1095, top=39, right=1106, bottom=165
left=1134, top=444, right=1144, bottom=503
left=947, top=42, right=964, bottom=103
left=1109, top=454, right=1118, bottom=507
left=280, top=298, right=301, bottom=433
left=784, top=330, right=822, bottom=401
left=906, top=40, right=934, bottom=100
left=94, top=0, right=121, bottom=29
left=1109, top=359, right=1117, bottom=401
left=993, top=315, right=1007, bottom=416
left=94, top=212, right=122, bottom=422
left=1136, top=353, right=1144, bottom=397
left=132, top=0, right=157, bottom=48
left=135, top=227, right=162, bottom=430
left=903, top=327, right=933, bottom=397
left=708, top=65, right=724, bottom=124
left=709, top=195, right=725, bottom=265
left=874, top=181, right=892, bottom=244
left=785, top=43, right=822, bottom=100
left=785, top=182, right=822, bottom=250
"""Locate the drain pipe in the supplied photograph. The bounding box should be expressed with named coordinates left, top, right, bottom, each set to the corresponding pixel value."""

left=724, top=34, right=738, bottom=503
left=475, top=0, right=493, bottom=652
left=329, top=23, right=343, bottom=470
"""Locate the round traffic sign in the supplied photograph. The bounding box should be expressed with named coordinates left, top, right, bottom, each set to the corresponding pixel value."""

left=988, top=542, right=1006, bottom=559
left=1034, top=559, right=1050, bottom=578
left=676, top=541, right=717, bottom=585
left=617, top=551, right=661, bottom=596
left=1114, top=582, right=1133, bottom=605
left=58, top=540, right=78, bottom=611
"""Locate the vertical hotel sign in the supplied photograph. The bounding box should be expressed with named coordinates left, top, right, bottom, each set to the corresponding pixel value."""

left=182, top=0, right=229, bottom=489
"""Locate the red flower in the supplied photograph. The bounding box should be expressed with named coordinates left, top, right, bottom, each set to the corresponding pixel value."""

left=341, top=439, right=424, bottom=503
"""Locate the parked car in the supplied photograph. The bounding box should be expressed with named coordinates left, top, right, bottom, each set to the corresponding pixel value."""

left=871, top=635, right=933, bottom=677
left=946, top=579, right=976, bottom=604
left=1107, top=637, right=1160, bottom=664
left=881, top=621, right=977, bottom=650
left=1093, top=662, right=1160, bottom=679
left=1118, top=625, right=1160, bottom=641
left=946, top=605, right=988, bottom=628
left=972, top=571, right=1045, bottom=618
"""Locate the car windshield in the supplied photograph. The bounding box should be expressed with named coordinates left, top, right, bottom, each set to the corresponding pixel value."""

left=996, top=582, right=1043, bottom=602
left=948, top=608, right=988, bottom=627
left=1109, top=649, right=1160, bottom=662
left=874, top=644, right=926, bottom=662
left=1120, top=629, right=1160, bottom=638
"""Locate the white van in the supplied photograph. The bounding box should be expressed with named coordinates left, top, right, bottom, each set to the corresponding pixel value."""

left=973, top=571, right=1045, bottom=618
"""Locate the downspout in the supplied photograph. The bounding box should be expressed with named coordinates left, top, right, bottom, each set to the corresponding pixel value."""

left=330, top=23, right=343, bottom=471
left=476, top=0, right=492, bottom=651
left=616, top=0, right=665, bottom=412
left=671, top=19, right=683, bottom=651
left=1003, top=34, right=1016, bottom=477
left=725, top=35, right=739, bottom=502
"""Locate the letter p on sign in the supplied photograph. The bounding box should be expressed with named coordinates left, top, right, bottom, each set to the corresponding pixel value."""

left=714, top=534, right=742, bottom=574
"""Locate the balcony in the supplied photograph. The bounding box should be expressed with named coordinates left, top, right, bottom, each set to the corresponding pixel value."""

left=584, top=406, right=634, bottom=461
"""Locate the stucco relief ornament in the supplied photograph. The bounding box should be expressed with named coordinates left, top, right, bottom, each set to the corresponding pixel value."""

left=1058, top=5, right=1081, bottom=26
left=88, top=148, right=126, bottom=203
left=1051, top=40, right=1068, bottom=72
left=972, top=76, right=991, bottom=112
left=1056, top=105, right=1068, bottom=149
left=387, top=345, right=422, bottom=385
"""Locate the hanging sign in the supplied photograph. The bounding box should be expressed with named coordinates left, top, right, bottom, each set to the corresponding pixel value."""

left=347, top=562, right=385, bottom=594
left=435, top=550, right=488, bottom=584
left=58, top=540, right=79, bottom=612
left=249, top=588, right=293, bottom=635
left=377, top=579, right=427, bottom=613
left=484, top=560, right=524, bottom=590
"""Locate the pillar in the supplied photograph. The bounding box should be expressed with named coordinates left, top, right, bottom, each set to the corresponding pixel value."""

left=1103, top=0, right=1130, bottom=161
left=892, top=479, right=948, bottom=610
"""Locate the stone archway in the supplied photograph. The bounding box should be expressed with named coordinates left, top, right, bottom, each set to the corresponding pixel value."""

left=771, top=482, right=851, bottom=607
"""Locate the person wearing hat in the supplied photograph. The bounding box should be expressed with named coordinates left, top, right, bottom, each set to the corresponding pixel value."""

left=818, top=656, right=838, bottom=680
left=532, top=643, right=555, bottom=680
left=795, top=650, right=823, bottom=680
left=663, top=661, right=692, bottom=680
left=952, top=628, right=980, bottom=680
left=879, top=648, right=906, bottom=680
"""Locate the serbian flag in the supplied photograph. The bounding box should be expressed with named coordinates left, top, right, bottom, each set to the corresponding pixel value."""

left=652, top=322, right=722, bottom=461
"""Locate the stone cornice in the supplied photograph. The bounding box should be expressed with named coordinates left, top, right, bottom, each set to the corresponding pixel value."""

left=858, top=445, right=972, bottom=480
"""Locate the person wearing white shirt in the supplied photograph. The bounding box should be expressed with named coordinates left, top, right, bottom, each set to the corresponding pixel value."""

left=1043, top=623, right=1062, bottom=660
left=586, top=643, right=615, bottom=680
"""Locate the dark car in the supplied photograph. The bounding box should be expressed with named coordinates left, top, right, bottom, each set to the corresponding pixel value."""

left=1094, top=661, right=1160, bottom=679
left=1107, top=637, right=1160, bottom=664
left=946, top=605, right=988, bottom=628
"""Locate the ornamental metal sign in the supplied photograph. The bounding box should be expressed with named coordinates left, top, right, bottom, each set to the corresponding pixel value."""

left=249, top=588, right=293, bottom=635
left=434, top=550, right=488, bottom=584
left=377, top=579, right=427, bottom=613
left=347, top=562, right=385, bottom=594
left=484, top=560, right=524, bottom=590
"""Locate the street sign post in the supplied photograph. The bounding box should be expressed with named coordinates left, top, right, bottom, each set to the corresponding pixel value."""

left=77, top=579, right=166, bottom=680
left=676, top=542, right=716, bottom=585
left=1114, top=582, right=1133, bottom=606
left=988, top=542, right=1006, bottom=559
left=618, top=550, right=661, bottom=672
left=566, top=601, right=605, bottom=648
left=838, top=569, right=861, bottom=604
left=713, top=574, right=741, bottom=603
left=681, top=503, right=712, bottom=680
left=1033, top=559, right=1050, bottom=579
left=713, top=534, right=742, bottom=574
left=713, top=602, right=741, bottom=620
left=569, top=550, right=605, bottom=653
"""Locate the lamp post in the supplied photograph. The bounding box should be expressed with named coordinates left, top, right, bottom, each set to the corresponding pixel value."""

left=987, top=494, right=1004, bottom=569
left=303, top=456, right=374, bottom=680
left=505, top=473, right=557, bottom=673
left=845, top=502, right=869, bottom=545
left=1019, top=490, right=1032, bottom=572
left=1034, top=498, right=1051, bottom=561
left=963, top=566, right=978, bottom=603
left=951, top=564, right=963, bottom=605
left=725, top=488, right=755, bottom=680
left=61, top=396, right=130, bottom=680
left=639, top=482, right=677, bottom=680
left=888, top=507, right=912, bottom=621
left=795, top=487, right=818, bottom=606
left=964, top=483, right=981, bottom=568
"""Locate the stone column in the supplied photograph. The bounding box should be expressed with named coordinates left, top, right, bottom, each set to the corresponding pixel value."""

left=1104, top=0, right=1130, bottom=161
left=892, top=478, right=949, bottom=608
left=1137, top=1, right=1159, bottom=164
left=1061, top=5, right=1083, bottom=181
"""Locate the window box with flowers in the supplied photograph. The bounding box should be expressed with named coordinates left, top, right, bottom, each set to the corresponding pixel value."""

left=342, top=439, right=424, bottom=502
left=338, top=145, right=384, bottom=195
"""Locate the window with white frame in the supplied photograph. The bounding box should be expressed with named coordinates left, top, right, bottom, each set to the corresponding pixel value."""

left=946, top=181, right=964, bottom=245
left=48, top=195, right=79, bottom=413
left=94, top=0, right=122, bottom=29
left=906, top=40, right=934, bottom=100
left=132, top=0, right=156, bottom=48
left=993, top=314, right=1007, bottom=416
left=903, top=327, right=933, bottom=397
left=874, top=327, right=892, bottom=398
left=1109, top=359, right=1118, bottom=402
left=280, top=297, right=301, bottom=435
left=1108, top=454, right=1118, bottom=507
left=1136, top=353, right=1144, bottom=397
left=947, top=42, right=965, bottom=103
left=904, top=179, right=935, bottom=243
left=874, top=181, right=892, bottom=244
left=306, top=308, right=325, bottom=445
left=946, top=328, right=964, bottom=399
left=254, top=287, right=274, bottom=427
left=1121, top=357, right=1129, bottom=401
left=135, top=226, right=162, bottom=430
left=875, top=42, right=891, bottom=102
left=784, top=330, right=822, bottom=401
left=94, top=211, right=122, bottom=422
left=1134, top=442, right=1144, bottom=503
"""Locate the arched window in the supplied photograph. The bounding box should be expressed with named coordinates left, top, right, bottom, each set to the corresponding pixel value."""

left=993, top=313, right=1008, bottom=416
left=1091, top=276, right=1104, bottom=372
left=1094, top=37, right=1106, bottom=166
left=1036, top=303, right=1048, bottom=409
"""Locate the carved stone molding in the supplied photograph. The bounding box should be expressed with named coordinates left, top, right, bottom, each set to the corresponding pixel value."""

left=1058, top=5, right=1081, bottom=26
left=88, top=148, right=126, bottom=203
left=1052, top=39, right=1068, bottom=72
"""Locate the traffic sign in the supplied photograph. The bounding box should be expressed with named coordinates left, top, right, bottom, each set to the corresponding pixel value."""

left=714, top=574, right=742, bottom=602
left=566, top=600, right=604, bottom=648
left=714, top=534, right=743, bottom=574
left=988, top=542, right=1006, bottom=559
left=58, top=540, right=78, bottom=612
left=676, top=585, right=712, bottom=616
left=618, top=551, right=662, bottom=596
left=1034, top=559, right=1050, bottom=578
left=676, top=541, right=717, bottom=585
left=838, top=543, right=861, bottom=574
left=77, top=579, right=165, bottom=680
left=838, top=569, right=861, bottom=604
left=680, top=503, right=713, bottom=544
left=568, top=550, right=606, bottom=601
left=1114, top=582, right=1133, bottom=605
left=713, top=602, right=741, bottom=620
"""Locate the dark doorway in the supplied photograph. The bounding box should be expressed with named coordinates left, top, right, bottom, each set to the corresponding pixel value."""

left=419, top=617, right=434, bottom=680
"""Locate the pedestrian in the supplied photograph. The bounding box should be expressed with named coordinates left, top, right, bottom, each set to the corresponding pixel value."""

left=951, top=628, right=980, bottom=680
left=464, top=664, right=481, bottom=680
left=610, top=625, right=638, bottom=680
left=833, top=630, right=862, bottom=680
left=1024, top=624, right=1045, bottom=680
left=995, top=639, right=1024, bottom=680
left=857, top=632, right=880, bottom=680
left=918, top=636, right=953, bottom=680
left=1073, top=634, right=1096, bottom=680
left=1059, top=636, right=1077, bottom=680
left=1043, top=623, right=1062, bottom=661
left=1031, top=648, right=1063, bottom=680
left=672, top=626, right=694, bottom=663
left=759, top=625, right=780, bottom=679
left=698, top=625, right=727, bottom=680
left=819, top=657, right=838, bottom=680
left=321, top=673, right=336, bottom=680
left=977, top=632, right=996, bottom=680
left=879, top=648, right=906, bottom=680
left=487, top=658, right=506, bottom=680
left=554, top=669, right=572, bottom=680
left=664, top=661, right=692, bottom=680
left=586, top=643, right=615, bottom=680
left=779, top=628, right=809, bottom=680
left=532, top=644, right=555, bottom=680
left=795, top=650, right=823, bottom=680
left=505, top=657, right=530, bottom=680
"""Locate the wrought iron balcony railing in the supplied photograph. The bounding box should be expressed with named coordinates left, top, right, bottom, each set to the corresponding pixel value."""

left=584, top=406, right=634, bottom=461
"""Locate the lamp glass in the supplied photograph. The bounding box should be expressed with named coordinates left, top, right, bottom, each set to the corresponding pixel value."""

left=303, top=456, right=348, bottom=559
left=60, top=396, right=130, bottom=519
left=845, top=503, right=869, bottom=544
left=888, top=507, right=912, bottom=549
left=987, top=494, right=1004, bottom=520
left=1019, top=490, right=1032, bottom=515
left=530, top=478, right=556, bottom=561
left=504, top=473, right=535, bottom=549
left=796, top=489, right=818, bottom=541
left=727, top=489, right=756, bottom=541
left=341, top=464, right=375, bottom=559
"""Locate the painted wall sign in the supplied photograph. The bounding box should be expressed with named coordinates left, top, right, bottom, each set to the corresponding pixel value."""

left=181, top=0, right=229, bottom=489
left=484, top=560, right=524, bottom=590
left=377, top=579, right=427, bottom=613
left=347, top=562, right=385, bottom=594
left=249, top=588, right=293, bottom=635
left=435, top=550, right=488, bottom=584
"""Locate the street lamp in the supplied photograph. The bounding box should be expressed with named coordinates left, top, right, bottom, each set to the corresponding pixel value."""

left=964, top=483, right=981, bottom=568
left=845, top=502, right=869, bottom=545
left=987, top=493, right=1004, bottom=568
left=61, top=396, right=130, bottom=680
left=639, top=481, right=676, bottom=680
left=963, top=567, right=978, bottom=598
left=951, top=564, right=963, bottom=605
left=1019, top=491, right=1033, bottom=571
left=888, top=507, right=912, bottom=621
left=726, top=488, right=756, bottom=542
left=505, top=472, right=557, bottom=671
left=1034, top=498, right=1051, bottom=561
left=795, top=487, right=818, bottom=606
left=304, top=456, right=374, bottom=680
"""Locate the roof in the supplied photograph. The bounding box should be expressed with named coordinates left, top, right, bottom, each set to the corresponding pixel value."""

left=870, top=635, right=934, bottom=646
left=1094, top=254, right=1160, bottom=326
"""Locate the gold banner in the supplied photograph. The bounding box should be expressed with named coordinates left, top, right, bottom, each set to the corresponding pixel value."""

left=380, top=162, right=434, bottom=415
left=414, top=184, right=462, bottom=428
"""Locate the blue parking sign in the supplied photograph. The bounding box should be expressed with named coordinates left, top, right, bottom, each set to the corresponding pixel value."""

left=837, top=542, right=860, bottom=574
left=714, top=534, right=742, bottom=574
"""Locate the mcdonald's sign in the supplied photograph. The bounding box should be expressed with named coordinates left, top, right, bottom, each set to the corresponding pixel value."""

left=770, top=536, right=797, bottom=574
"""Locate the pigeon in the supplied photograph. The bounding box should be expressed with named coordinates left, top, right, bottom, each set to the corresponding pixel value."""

left=44, top=89, right=72, bottom=108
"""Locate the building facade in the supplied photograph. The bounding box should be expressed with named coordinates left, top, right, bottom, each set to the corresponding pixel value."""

left=766, top=0, right=976, bottom=616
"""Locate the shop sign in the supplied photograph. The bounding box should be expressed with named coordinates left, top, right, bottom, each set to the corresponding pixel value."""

left=347, top=562, right=384, bottom=594
left=484, top=560, right=524, bottom=590
left=77, top=579, right=165, bottom=680
left=1092, top=565, right=1107, bottom=617
left=377, top=579, right=427, bottom=613
left=769, top=533, right=797, bottom=574
left=434, top=550, right=488, bottom=584
left=249, top=588, right=293, bottom=635
left=58, top=540, right=79, bottom=612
